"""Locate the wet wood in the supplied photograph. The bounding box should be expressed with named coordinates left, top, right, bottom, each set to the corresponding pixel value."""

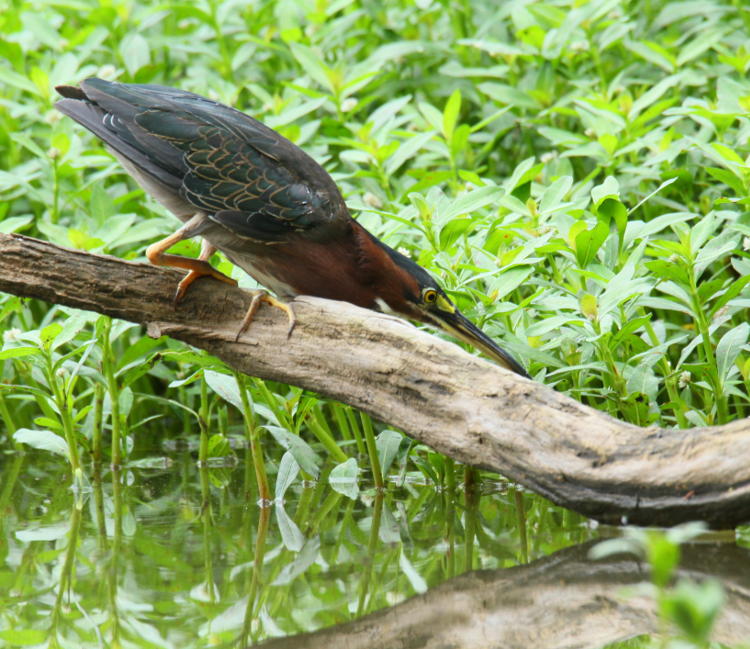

left=1, top=232, right=749, bottom=528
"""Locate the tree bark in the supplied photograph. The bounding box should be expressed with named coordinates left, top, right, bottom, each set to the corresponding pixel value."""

left=1, top=232, right=749, bottom=528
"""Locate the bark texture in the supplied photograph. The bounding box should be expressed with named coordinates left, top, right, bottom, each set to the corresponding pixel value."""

left=1, top=232, right=749, bottom=527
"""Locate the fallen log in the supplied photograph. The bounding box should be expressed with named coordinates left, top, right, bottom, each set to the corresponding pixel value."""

left=1, top=232, right=748, bottom=528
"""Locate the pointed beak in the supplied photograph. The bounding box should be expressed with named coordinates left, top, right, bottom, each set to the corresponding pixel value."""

left=431, top=309, right=529, bottom=378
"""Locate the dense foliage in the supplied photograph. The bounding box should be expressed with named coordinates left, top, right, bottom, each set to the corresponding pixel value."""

left=2, top=0, right=748, bottom=440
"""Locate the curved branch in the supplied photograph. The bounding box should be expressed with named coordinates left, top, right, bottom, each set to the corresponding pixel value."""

left=1, top=233, right=748, bottom=528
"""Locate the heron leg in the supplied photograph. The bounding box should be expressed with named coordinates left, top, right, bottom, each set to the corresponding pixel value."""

left=145, top=214, right=237, bottom=303
left=236, top=291, right=296, bottom=341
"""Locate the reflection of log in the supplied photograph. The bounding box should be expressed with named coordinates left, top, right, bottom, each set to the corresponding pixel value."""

left=253, top=541, right=750, bottom=649
left=2, top=232, right=750, bottom=528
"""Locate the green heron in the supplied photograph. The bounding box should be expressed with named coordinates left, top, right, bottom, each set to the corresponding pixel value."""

left=55, top=79, right=528, bottom=377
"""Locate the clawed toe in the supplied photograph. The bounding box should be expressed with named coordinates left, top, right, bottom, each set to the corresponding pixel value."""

left=235, top=292, right=296, bottom=341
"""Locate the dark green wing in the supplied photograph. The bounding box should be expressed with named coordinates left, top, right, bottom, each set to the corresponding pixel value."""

left=55, top=78, right=349, bottom=241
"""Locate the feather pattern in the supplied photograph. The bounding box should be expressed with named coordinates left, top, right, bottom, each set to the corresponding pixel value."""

left=55, top=78, right=349, bottom=242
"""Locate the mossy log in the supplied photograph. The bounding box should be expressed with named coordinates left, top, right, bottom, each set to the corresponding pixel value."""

left=1, top=232, right=749, bottom=528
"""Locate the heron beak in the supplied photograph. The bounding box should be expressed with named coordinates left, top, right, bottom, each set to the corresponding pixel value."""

left=432, top=309, right=529, bottom=378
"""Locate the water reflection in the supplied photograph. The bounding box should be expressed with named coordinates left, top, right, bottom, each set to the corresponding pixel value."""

left=0, top=449, right=744, bottom=648
left=254, top=540, right=750, bottom=649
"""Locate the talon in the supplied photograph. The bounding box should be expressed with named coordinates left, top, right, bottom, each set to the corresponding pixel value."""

left=146, top=219, right=237, bottom=304
left=174, top=270, right=199, bottom=305
left=235, top=291, right=296, bottom=341
left=172, top=264, right=237, bottom=304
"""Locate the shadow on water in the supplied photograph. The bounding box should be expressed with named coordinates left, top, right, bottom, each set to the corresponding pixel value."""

left=1, top=447, right=747, bottom=648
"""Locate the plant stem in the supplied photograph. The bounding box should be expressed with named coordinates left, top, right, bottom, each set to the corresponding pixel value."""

left=101, top=319, right=122, bottom=468
left=361, top=412, right=383, bottom=489
left=235, top=371, right=270, bottom=502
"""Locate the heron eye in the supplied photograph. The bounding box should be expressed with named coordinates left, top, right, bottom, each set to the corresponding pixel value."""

left=423, top=289, right=438, bottom=304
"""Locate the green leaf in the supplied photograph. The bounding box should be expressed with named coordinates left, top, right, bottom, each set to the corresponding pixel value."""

left=385, top=131, right=434, bottom=176
left=538, top=176, right=573, bottom=214
left=646, top=532, right=680, bottom=588
left=289, top=42, right=333, bottom=92
left=272, top=537, right=320, bottom=585
left=628, top=73, right=682, bottom=119
left=505, top=158, right=543, bottom=192
left=711, top=142, right=745, bottom=167
left=677, top=29, right=726, bottom=66
left=715, top=323, right=749, bottom=383
left=626, top=365, right=658, bottom=402
left=597, top=198, right=627, bottom=241
left=40, top=322, right=62, bottom=349
left=207, top=433, right=231, bottom=458
left=591, top=175, right=619, bottom=207
left=378, top=503, right=401, bottom=543
left=0, top=629, right=48, bottom=646
left=574, top=220, right=609, bottom=267
left=442, top=185, right=503, bottom=221
left=13, top=428, right=69, bottom=457
left=478, top=82, right=540, bottom=109
left=705, top=166, right=746, bottom=196
left=0, top=215, right=33, bottom=234
left=376, top=430, right=402, bottom=477
left=34, top=416, right=62, bottom=431
left=118, top=386, right=133, bottom=418
left=0, top=66, right=42, bottom=96
left=329, top=457, right=359, bottom=499
left=265, top=425, right=321, bottom=478
left=439, top=218, right=473, bottom=249
left=709, top=274, right=750, bottom=318
left=695, top=231, right=740, bottom=275
left=659, top=580, right=724, bottom=642
left=442, top=89, right=461, bottom=141
left=49, top=312, right=89, bottom=351
left=203, top=370, right=243, bottom=410
left=276, top=505, right=305, bottom=552
left=0, top=346, right=41, bottom=360
left=120, top=33, right=150, bottom=77
left=417, top=100, right=444, bottom=132
left=399, top=548, right=427, bottom=594
left=716, top=76, right=750, bottom=114
left=275, top=451, right=299, bottom=501
left=15, top=522, right=69, bottom=543
left=580, top=293, right=597, bottom=320
left=625, top=39, right=676, bottom=72
left=492, top=266, right=533, bottom=299
left=450, top=123, right=471, bottom=159
left=644, top=259, right=690, bottom=285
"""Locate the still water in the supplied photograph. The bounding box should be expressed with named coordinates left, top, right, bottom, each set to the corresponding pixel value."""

left=1, top=443, right=748, bottom=648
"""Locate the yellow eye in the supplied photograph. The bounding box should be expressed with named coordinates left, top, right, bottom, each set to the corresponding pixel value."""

left=423, top=289, right=438, bottom=304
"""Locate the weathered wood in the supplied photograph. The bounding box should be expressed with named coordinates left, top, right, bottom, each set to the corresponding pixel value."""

left=1, top=232, right=749, bottom=527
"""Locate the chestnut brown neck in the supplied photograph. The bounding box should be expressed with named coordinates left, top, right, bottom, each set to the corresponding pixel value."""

left=252, top=220, right=420, bottom=314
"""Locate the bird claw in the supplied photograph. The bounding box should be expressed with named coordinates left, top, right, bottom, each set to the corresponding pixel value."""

left=173, top=272, right=196, bottom=305
left=235, top=291, right=296, bottom=341
left=172, top=265, right=238, bottom=305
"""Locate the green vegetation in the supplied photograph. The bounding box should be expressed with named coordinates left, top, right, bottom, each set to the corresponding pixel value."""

left=594, top=523, right=729, bottom=648
left=1, top=0, right=749, bottom=646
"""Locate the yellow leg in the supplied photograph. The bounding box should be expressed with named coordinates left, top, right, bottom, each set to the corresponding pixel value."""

left=146, top=216, right=237, bottom=303
left=171, top=239, right=235, bottom=303
left=236, top=291, right=296, bottom=341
